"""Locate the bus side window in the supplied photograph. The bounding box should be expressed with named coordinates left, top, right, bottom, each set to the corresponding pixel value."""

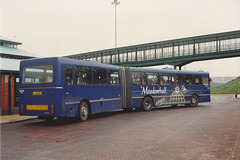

left=147, top=73, right=159, bottom=85
left=132, top=72, right=146, bottom=85
left=183, top=74, right=193, bottom=85
left=108, top=70, right=120, bottom=85
left=75, top=66, right=92, bottom=85
left=65, top=68, right=73, bottom=85
left=172, top=74, right=182, bottom=86
left=93, top=68, right=107, bottom=85
left=160, top=73, right=171, bottom=85
left=193, top=75, right=202, bottom=85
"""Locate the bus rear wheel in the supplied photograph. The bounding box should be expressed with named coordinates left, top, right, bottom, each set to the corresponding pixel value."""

left=79, top=101, right=89, bottom=122
left=190, top=95, right=199, bottom=107
left=142, top=97, right=153, bottom=111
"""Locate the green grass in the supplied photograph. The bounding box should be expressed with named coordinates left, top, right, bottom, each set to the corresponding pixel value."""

left=211, top=77, right=240, bottom=94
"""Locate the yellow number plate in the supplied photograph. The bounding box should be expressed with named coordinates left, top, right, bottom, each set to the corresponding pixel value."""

left=33, top=91, right=42, bottom=95
left=26, top=105, right=48, bottom=111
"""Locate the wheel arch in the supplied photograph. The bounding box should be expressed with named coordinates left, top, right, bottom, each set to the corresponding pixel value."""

left=143, top=95, right=154, bottom=105
left=192, top=93, right=199, bottom=98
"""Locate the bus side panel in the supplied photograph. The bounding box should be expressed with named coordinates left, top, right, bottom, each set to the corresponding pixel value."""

left=56, top=88, right=65, bottom=117
left=92, top=85, right=122, bottom=113
left=73, top=85, right=122, bottom=115
left=64, top=104, right=79, bottom=117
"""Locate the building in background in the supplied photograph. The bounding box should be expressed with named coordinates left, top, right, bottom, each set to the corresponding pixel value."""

left=0, top=37, right=38, bottom=115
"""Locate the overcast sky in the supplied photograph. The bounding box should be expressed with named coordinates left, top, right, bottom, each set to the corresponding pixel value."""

left=1, top=0, right=240, bottom=77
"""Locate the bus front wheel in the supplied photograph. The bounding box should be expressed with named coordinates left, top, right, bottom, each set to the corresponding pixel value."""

left=190, top=95, right=199, bottom=107
left=79, top=101, right=89, bottom=122
left=142, top=97, right=153, bottom=111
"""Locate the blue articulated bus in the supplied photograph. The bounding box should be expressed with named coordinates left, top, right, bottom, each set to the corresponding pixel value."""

left=19, top=57, right=210, bottom=121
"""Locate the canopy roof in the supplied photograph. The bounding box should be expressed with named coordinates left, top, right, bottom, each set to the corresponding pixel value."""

left=0, top=36, right=22, bottom=45
left=0, top=46, right=39, bottom=58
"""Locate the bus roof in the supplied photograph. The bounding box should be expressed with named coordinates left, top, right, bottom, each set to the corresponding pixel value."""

left=130, top=67, right=209, bottom=75
left=20, top=57, right=120, bottom=70
left=20, top=57, right=209, bottom=75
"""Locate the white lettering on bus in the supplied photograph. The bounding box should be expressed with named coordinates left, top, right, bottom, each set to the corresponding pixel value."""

left=141, top=86, right=167, bottom=95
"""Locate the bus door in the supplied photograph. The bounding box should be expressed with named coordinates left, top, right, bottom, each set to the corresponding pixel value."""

left=65, top=66, right=74, bottom=98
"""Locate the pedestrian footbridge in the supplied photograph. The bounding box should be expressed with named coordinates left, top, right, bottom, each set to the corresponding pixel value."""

left=66, top=30, right=240, bottom=69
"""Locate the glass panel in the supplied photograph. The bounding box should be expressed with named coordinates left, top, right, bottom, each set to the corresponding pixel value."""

left=65, top=68, right=73, bottom=85
left=160, top=73, right=171, bottom=85
left=97, top=56, right=101, bottom=63
left=137, top=50, right=144, bottom=61
left=203, top=77, right=210, bottom=87
left=147, top=73, right=159, bottom=85
left=172, top=74, right=182, bottom=85
left=108, top=70, right=119, bottom=85
left=93, top=68, right=107, bottom=85
left=22, top=65, right=53, bottom=84
left=119, top=54, right=124, bottom=62
left=193, top=75, right=202, bottom=85
left=75, top=66, right=92, bottom=85
left=132, top=72, right=146, bottom=85
left=183, top=74, right=193, bottom=85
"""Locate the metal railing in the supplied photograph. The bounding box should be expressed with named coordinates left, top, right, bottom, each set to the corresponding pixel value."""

left=66, top=30, right=240, bottom=67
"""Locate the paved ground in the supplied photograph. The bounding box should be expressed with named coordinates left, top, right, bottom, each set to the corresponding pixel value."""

left=1, top=95, right=240, bottom=160
left=0, top=115, right=37, bottom=124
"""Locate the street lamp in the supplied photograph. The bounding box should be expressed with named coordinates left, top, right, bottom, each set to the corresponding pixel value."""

left=112, top=0, right=120, bottom=48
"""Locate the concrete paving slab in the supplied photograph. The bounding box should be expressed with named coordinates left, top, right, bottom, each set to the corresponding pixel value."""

left=0, top=114, right=37, bottom=124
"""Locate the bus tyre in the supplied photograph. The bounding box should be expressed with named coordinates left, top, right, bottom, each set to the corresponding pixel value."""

left=79, top=102, right=89, bottom=122
left=142, top=97, right=153, bottom=111
left=190, top=95, right=199, bottom=107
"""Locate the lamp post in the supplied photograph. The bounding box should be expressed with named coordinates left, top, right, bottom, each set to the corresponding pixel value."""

left=112, top=0, right=120, bottom=48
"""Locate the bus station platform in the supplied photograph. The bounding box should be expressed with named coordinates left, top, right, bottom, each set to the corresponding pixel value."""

left=0, top=114, right=36, bottom=124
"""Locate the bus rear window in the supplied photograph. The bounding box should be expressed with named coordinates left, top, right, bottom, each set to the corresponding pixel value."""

left=22, top=65, right=53, bottom=84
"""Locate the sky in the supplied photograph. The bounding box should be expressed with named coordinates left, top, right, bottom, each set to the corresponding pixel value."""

left=1, top=0, right=240, bottom=77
